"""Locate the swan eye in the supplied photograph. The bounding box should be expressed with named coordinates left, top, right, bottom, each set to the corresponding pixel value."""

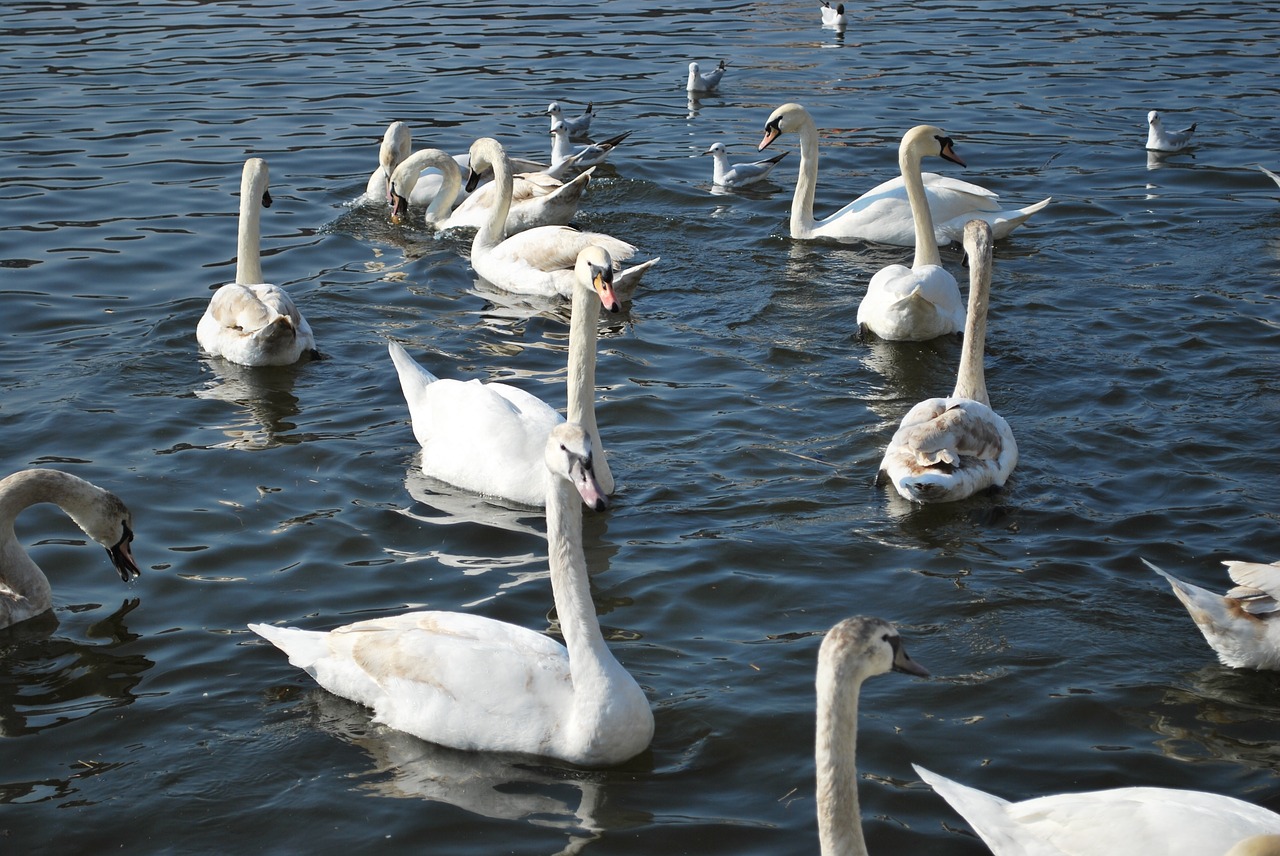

left=261, top=189, right=272, bottom=209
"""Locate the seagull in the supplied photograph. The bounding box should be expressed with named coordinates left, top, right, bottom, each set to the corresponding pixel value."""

left=820, top=1, right=848, bottom=28
left=703, top=142, right=787, bottom=189
left=546, top=101, right=593, bottom=138
left=687, top=60, right=727, bottom=93
left=549, top=121, right=631, bottom=174
left=1146, top=110, right=1196, bottom=152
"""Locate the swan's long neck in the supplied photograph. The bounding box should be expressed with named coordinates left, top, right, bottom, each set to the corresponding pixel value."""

left=544, top=478, right=615, bottom=698
left=815, top=663, right=868, bottom=856
left=789, top=114, right=821, bottom=237
left=235, top=161, right=265, bottom=285
left=952, top=234, right=992, bottom=405
left=472, top=142, right=514, bottom=253
left=902, top=144, right=941, bottom=269
left=565, top=283, right=613, bottom=494
left=421, top=152, right=462, bottom=225
left=0, top=470, right=100, bottom=625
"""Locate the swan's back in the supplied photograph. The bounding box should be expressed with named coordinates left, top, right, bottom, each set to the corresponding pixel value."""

left=387, top=340, right=560, bottom=507
left=915, top=764, right=1280, bottom=856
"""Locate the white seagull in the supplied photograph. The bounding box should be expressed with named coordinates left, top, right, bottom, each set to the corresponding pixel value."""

left=703, top=142, right=788, bottom=189
left=687, top=60, right=727, bottom=93
left=1146, top=110, right=1196, bottom=152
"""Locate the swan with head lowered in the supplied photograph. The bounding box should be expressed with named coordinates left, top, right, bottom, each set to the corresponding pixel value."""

left=389, top=147, right=592, bottom=236
left=856, top=126, right=968, bottom=340
left=389, top=246, right=620, bottom=507
left=1146, top=557, right=1280, bottom=670
left=758, top=103, right=1050, bottom=248
left=913, top=764, right=1280, bottom=856
left=877, top=220, right=1017, bottom=501
left=814, top=616, right=929, bottom=855
left=0, top=469, right=140, bottom=629
left=465, top=137, right=658, bottom=301
left=249, top=422, right=653, bottom=768
left=197, top=157, right=317, bottom=367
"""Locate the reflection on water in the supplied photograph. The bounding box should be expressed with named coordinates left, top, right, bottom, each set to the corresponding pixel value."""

left=0, top=599, right=152, bottom=739
left=194, top=357, right=305, bottom=450
left=303, top=691, right=621, bottom=856
left=1151, top=670, right=1280, bottom=774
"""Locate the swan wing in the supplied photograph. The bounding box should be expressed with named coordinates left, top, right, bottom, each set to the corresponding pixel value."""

left=388, top=341, right=561, bottom=506
left=197, top=284, right=314, bottom=366
left=1146, top=559, right=1280, bottom=670
left=858, top=265, right=964, bottom=341
left=916, top=765, right=1280, bottom=856
left=1223, top=561, right=1280, bottom=604
left=251, top=613, right=575, bottom=758
left=880, top=397, right=1017, bottom=502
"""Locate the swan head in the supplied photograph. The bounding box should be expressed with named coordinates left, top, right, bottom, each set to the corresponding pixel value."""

left=902, top=125, right=966, bottom=168
left=963, top=218, right=993, bottom=268
left=759, top=103, right=808, bottom=151
left=64, top=480, right=140, bottom=583
left=819, top=617, right=929, bottom=691
left=242, top=157, right=272, bottom=209
left=545, top=423, right=609, bottom=512
left=465, top=138, right=505, bottom=194
left=378, top=122, right=412, bottom=201
left=575, top=245, right=621, bottom=314
left=388, top=148, right=454, bottom=223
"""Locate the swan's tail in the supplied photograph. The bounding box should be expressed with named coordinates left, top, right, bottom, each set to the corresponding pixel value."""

left=939, top=197, right=1051, bottom=244
left=913, top=764, right=1017, bottom=854
left=388, top=339, right=439, bottom=399
left=248, top=622, right=330, bottom=672
left=1144, top=558, right=1228, bottom=629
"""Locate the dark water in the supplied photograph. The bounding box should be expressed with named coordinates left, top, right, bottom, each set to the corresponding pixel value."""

left=2, top=0, right=1279, bottom=852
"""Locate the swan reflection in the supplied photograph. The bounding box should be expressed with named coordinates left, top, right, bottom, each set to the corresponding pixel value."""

left=300, top=687, right=614, bottom=855
left=195, top=358, right=305, bottom=450
left=0, top=599, right=152, bottom=737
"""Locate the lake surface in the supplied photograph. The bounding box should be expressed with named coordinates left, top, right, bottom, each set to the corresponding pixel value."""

left=3, top=0, right=1280, bottom=852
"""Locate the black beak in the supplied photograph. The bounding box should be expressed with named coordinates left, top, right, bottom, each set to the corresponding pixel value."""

left=108, top=523, right=140, bottom=582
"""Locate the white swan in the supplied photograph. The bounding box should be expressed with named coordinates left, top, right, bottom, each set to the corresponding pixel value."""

left=704, top=142, right=787, bottom=189
left=249, top=422, right=653, bottom=768
left=197, top=158, right=317, bottom=367
left=389, top=245, right=620, bottom=507
left=687, top=60, right=727, bottom=93
left=857, top=126, right=967, bottom=340
left=546, top=101, right=593, bottom=138
left=0, top=469, right=139, bottom=629
left=819, top=1, right=848, bottom=28
left=1146, top=558, right=1280, bottom=670
left=914, top=764, right=1280, bottom=856
left=389, top=147, right=592, bottom=235
left=550, top=122, right=631, bottom=173
left=758, top=103, right=1051, bottom=247
left=815, top=616, right=929, bottom=855
left=878, top=219, right=1018, bottom=501
left=1146, top=110, right=1196, bottom=152
left=466, top=137, right=659, bottom=300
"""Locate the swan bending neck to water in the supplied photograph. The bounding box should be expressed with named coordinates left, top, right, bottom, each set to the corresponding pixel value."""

left=914, top=764, right=1280, bottom=856
left=856, top=125, right=966, bottom=340
left=758, top=103, right=1050, bottom=247
left=389, top=147, right=591, bottom=236
left=0, top=469, right=139, bottom=629
left=464, top=137, right=658, bottom=301
left=365, top=121, right=412, bottom=204
left=249, top=423, right=653, bottom=767
left=196, top=158, right=317, bottom=366
left=877, top=219, right=1018, bottom=501
left=389, top=245, right=620, bottom=506
left=816, top=616, right=929, bottom=856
